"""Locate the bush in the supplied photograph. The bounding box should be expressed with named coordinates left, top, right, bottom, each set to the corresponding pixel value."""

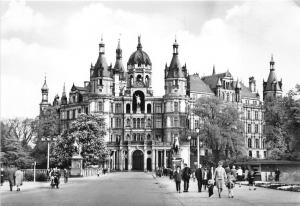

left=24, top=171, right=34, bottom=181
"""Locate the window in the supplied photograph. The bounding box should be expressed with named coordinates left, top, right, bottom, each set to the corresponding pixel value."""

left=256, top=151, right=260, bottom=158
left=264, top=151, right=267, bottom=158
left=174, top=117, right=179, bottom=127
left=247, top=124, right=251, bottom=133
left=155, top=118, right=162, bottom=128
left=147, top=118, right=151, bottom=127
left=248, top=138, right=252, bottom=148
left=72, top=95, right=76, bottom=103
left=110, top=103, right=113, bottom=113
left=85, top=107, right=88, bottom=114
left=111, top=118, right=113, bottom=128
left=255, top=124, right=259, bottom=133
left=98, top=102, right=103, bottom=112
left=195, top=120, right=199, bottom=129
left=126, top=118, right=130, bottom=127
left=141, top=118, right=145, bottom=128
left=126, top=103, right=130, bottom=113
left=133, top=134, right=136, bottom=141
left=73, top=109, right=76, bottom=119
left=247, top=110, right=251, bottom=119
left=227, top=93, right=230, bottom=102
left=147, top=104, right=151, bottom=113
left=255, top=111, right=258, bottom=120
left=253, top=100, right=257, bottom=105
left=115, top=118, right=122, bottom=128
left=67, top=111, right=70, bottom=119
left=133, top=119, right=137, bottom=129
left=262, top=139, right=265, bottom=149
left=174, top=102, right=179, bottom=112
left=115, top=103, right=122, bottom=113
left=155, top=104, right=161, bottom=113
left=249, top=150, right=252, bottom=157
left=98, top=79, right=103, bottom=86
left=137, top=118, right=140, bottom=129
left=255, top=139, right=259, bottom=149
left=78, top=108, right=81, bottom=114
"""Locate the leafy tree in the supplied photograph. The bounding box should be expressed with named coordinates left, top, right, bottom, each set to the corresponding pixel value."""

left=51, top=113, right=109, bottom=168
left=0, top=121, right=34, bottom=168
left=193, top=96, right=245, bottom=163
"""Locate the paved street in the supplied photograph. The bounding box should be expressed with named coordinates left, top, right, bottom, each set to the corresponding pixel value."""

left=1, top=172, right=300, bottom=206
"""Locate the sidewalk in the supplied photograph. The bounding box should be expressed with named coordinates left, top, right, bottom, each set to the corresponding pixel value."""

left=152, top=175, right=300, bottom=206
left=0, top=174, right=109, bottom=194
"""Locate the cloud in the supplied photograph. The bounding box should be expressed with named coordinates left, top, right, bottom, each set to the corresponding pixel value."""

left=1, top=1, right=300, bottom=119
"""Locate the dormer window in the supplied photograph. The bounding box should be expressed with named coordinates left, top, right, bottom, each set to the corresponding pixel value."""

left=98, top=79, right=103, bottom=86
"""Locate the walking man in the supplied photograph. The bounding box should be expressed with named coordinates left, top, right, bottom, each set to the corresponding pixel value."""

left=214, top=161, right=227, bottom=198
left=173, top=166, right=182, bottom=193
left=275, top=168, right=280, bottom=182
left=202, top=167, right=208, bottom=190
left=7, top=165, right=16, bottom=192
left=182, top=163, right=192, bottom=192
left=195, top=164, right=203, bottom=192
left=63, top=168, right=69, bottom=184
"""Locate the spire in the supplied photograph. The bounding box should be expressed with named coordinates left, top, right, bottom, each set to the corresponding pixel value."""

left=41, top=75, right=48, bottom=91
left=116, top=38, right=122, bottom=59
left=212, top=65, right=216, bottom=75
left=99, top=34, right=105, bottom=54
left=173, top=37, right=179, bottom=55
left=270, top=54, right=275, bottom=70
left=62, top=83, right=66, bottom=96
left=137, top=35, right=142, bottom=50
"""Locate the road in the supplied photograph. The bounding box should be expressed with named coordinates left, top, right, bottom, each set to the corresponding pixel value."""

left=1, top=172, right=299, bottom=206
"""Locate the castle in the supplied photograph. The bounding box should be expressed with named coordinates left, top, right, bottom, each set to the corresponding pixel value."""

left=40, top=36, right=282, bottom=171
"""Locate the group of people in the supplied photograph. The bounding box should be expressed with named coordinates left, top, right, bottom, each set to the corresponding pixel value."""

left=47, top=168, right=70, bottom=189
left=172, top=161, right=258, bottom=198
left=0, top=166, right=24, bottom=192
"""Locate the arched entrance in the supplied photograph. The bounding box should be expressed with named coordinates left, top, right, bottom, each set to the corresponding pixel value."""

left=132, top=150, right=144, bottom=170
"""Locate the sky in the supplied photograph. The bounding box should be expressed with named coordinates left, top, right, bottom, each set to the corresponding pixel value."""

left=1, top=0, right=300, bottom=119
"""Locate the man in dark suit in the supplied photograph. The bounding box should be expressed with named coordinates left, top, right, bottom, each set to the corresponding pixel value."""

left=182, top=163, right=192, bottom=192
left=195, top=164, right=203, bottom=192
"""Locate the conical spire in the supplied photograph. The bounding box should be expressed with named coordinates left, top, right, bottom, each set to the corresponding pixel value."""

left=116, top=38, right=122, bottom=59
left=62, top=83, right=66, bottom=96
left=212, top=65, right=216, bottom=75
left=270, top=54, right=275, bottom=70
left=99, top=34, right=105, bottom=54
left=114, top=38, right=125, bottom=76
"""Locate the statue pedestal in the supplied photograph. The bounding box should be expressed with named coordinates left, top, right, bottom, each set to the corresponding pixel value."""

left=70, top=154, right=83, bottom=177
left=136, top=107, right=141, bottom=114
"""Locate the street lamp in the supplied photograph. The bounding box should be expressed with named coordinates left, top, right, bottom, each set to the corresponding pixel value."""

left=195, top=128, right=204, bottom=167
left=41, top=136, right=57, bottom=170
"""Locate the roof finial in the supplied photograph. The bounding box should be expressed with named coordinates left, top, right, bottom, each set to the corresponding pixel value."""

left=101, top=33, right=103, bottom=42
left=271, top=54, right=274, bottom=62
left=63, top=82, right=65, bottom=93
left=270, top=54, right=275, bottom=70
left=212, top=64, right=216, bottom=75
left=137, top=34, right=142, bottom=50
left=175, top=34, right=177, bottom=43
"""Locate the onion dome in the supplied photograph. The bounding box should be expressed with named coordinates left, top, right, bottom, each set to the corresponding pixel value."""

left=41, top=76, right=48, bottom=91
left=92, top=37, right=111, bottom=78
left=113, top=39, right=125, bottom=80
left=127, top=36, right=152, bottom=66
left=166, top=39, right=186, bottom=78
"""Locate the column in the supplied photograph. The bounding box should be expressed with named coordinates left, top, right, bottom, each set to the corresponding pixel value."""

left=128, top=149, right=132, bottom=171
left=152, top=149, right=155, bottom=171
left=163, top=149, right=167, bottom=168
left=155, top=149, right=159, bottom=169
left=119, top=150, right=123, bottom=171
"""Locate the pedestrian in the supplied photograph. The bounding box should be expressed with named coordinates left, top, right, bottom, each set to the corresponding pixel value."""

left=226, top=171, right=235, bottom=198
left=7, top=165, right=16, bottom=191
left=63, top=168, right=69, bottom=183
left=173, top=166, right=182, bottom=193
left=225, top=165, right=231, bottom=175
left=97, top=168, right=100, bottom=177
left=195, top=164, right=203, bottom=192
left=207, top=167, right=214, bottom=197
left=275, top=168, right=280, bottom=182
left=202, top=167, right=208, bottom=190
left=182, top=163, right=192, bottom=192
left=236, top=166, right=243, bottom=187
left=1, top=167, right=5, bottom=186
left=231, top=165, right=237, bottom=181
left=248, top=170, right=256, bottom=190
left=15, top=168, right=23, bottom=191
left=214, top=161, right=227, bottom=198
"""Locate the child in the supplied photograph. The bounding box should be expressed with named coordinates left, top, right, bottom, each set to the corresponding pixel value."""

left=173, top=166, right=182, bottom=193
left=208, top=179, right=214, bottom=197
left=226, top=172, right=235, bottom=198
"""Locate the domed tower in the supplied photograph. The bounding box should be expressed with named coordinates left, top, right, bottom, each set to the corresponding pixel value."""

left=90, top=37, right=113, bottom=95
left=164, top=38, right=188, bottom=97
left=263, top=55, right=283, bottom=100
left=126, top=36, right=153, bottom=113
left=113, top=39, right=126, bottom=96
left=40, top=76, right=50, bottom=114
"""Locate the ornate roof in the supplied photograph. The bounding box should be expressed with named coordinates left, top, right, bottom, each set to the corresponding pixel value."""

left=165, top=39, right=186, bottom=78
left=113, top=39, right=125, bottom=80
left=127, top=36, right=152, bottom=66
left=93, top=39, right=111, bottom=78
left=201, top=72, right=232, bottom=90
left=263, top=55, right=282, bottom=91
left=189, top=74, right=214, bottom=94
left=41, top=76, right=48, bottom=91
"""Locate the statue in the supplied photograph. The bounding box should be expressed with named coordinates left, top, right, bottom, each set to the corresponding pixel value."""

left=73, top=139, right=82, bottom=155
left=173, top=136, right=180, bottom=154
left=136, top=94, right=141, bottom=106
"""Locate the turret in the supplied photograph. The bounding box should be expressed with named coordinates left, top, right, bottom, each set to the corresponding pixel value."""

left=235, top=79, right=241, bottom=102
left=61, top=83, right=67, bottom=105
left=40, top=76, right=50, bottom=114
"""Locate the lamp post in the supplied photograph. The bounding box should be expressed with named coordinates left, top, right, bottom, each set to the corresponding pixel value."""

left=41, top=136, right=57, bottom=169
left=195, top=128, right=200, bottom=166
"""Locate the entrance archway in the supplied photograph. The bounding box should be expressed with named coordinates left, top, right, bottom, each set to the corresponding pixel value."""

left=132, top=150, right=144, bottom=170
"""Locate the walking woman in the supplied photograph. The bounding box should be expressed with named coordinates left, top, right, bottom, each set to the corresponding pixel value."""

left=15, top=168, right=23, bottom=191
left=214, top=161, right=227, bottom=198
left=173, top=166, right=182, bottom=193
left=248, top=169, right=256, bottom=190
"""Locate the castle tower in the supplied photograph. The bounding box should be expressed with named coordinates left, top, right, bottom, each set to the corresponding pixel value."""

left=90, top=36, right=113, bottom=95
left=263, top=55, right=283, bottom=100
left=113, top=39, right=126, bottom=96
left=40, top=76, right=50, bottom=114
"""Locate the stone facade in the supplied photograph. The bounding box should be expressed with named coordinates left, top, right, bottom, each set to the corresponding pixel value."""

left=40, top=37, right=277, bottom=170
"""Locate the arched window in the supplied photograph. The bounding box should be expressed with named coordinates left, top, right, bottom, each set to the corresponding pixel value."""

left=147, top=134, right=151, bottom=140
left=248, top=138, right=252, bottom=148
left=126, top=134, right=130, bottom=141
left=147, top=118, right=151, bottom=127
left=133, top=134, right=137, bottom=141
left=136, top=74, right=142, bottom=82
left=137, top=133, right=140, bottom=141
left=249, top=150, right=252, bottom=157
left=141, top=118, right=145, bottom=128
left=262, top=139, right=265, bottom=149
left=147, top=104, right=151, bottom=113
left=133, top=118, right=136, bottom=128
left=126, top=118, right=130, bottom=127
left=145, top=75, right=150, bottom=86
left=137, top=118, right=140, bottom=129
left=126, top=103, right=130, bottom=113
left=255, top=139, right=260, bottom=149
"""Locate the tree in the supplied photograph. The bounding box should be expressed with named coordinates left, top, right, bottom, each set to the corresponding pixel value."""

left=0, top=121, right=34, bottom=168
left=51, top=113, right=109, bottom=168
left=193, top=96, right=245, bottom=163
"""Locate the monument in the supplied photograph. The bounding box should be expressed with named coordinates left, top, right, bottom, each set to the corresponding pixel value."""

left=70, top=139, right=83, bottom=177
